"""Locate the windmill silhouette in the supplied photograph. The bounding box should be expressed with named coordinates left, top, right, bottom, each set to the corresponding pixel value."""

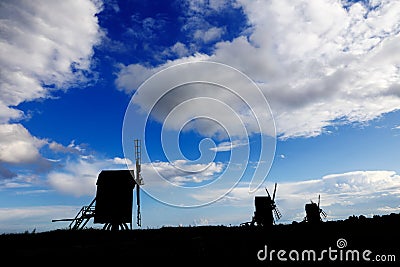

left=304, top=194, right=327, bottom=223
left=250, top=183, right=282, bottom=227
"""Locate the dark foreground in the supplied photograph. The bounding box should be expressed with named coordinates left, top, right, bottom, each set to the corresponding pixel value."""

left=1, top=214, right=399, bottom=266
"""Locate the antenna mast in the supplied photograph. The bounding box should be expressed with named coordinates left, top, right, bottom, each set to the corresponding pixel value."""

left=134, top=139, right=143, bottom=227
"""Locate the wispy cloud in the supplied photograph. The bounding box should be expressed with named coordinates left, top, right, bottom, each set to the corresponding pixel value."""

left=49, top=140, right=86, bottom=155
left=142, top=160, right=225, bottom=186
left=0, top=205, right=83, bottom=233
left=209, top=140, right=248, bottom=152
left=191, top=170, right=400, bottom=223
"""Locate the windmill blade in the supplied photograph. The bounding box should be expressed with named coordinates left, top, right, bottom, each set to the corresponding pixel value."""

left=273, top=207, right=282, bottom=220
left=320, top=209, right=327, bottom=218
left=272, top=183, right=277, bottom=201
left=318, top=194, right=321, bottom=209
left=265, top=187, right=271, bottom=198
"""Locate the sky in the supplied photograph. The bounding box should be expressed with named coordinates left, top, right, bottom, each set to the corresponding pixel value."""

left=1, top=0, right=400, bottom=233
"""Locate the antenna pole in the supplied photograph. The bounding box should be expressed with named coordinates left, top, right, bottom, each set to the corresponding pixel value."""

left=136, top=185, right=141, bottom=227
left=134, top=139, right=143, bottom=227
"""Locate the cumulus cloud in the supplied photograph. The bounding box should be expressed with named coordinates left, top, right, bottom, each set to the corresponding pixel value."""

left=0, top=124, right=46, bottom=164
left=279, top=170, right=400, bottom=221
left=0, top=0, right=103, bottom=117
left=120, top=59, right=276, bottom=143
left=0, top=0, right=103, bottom=177
left=47, top=158, right=109, bottom=197
left=192, top=170, right=400, bottom=223
left=115, top=0, right=400, bottom=139
left=0, top=0, right=102, bottom=116
left=115, top=63, right=158, bottom=94
left=0, top=123, right=92, bottom=180
left=142, top=160, right=225, bottom=186
left=164, top=42, right=191, bottom=58
left=194, top=26, right=225, bottom=43
left=1, top=154, right=133, bottom=198
left=44, top=155, right=224, bottom=198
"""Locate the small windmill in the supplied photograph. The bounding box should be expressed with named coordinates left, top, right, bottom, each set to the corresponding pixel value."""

left=304, top=194, right=327, bottom=223
left=250, top=182, right=282, bottom=227
left=266, top=183, right=282, bottom=224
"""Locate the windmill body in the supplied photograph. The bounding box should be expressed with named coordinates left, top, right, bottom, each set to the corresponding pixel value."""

left=305, top=202, right=321, bottom=223
left=304, top=194, right=327, bottom=223
left=251, top=183, right=282, bottom=227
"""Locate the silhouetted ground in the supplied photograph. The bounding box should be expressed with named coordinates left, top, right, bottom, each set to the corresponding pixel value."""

left=1, top=213, right=399, bottom=266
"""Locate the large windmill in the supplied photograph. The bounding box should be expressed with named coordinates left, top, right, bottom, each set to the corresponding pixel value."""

left=52, top=139, right=144, bottom=230
left=250, top=182, right=282, bottom=227
left=304, top=194, right=327, bottom=223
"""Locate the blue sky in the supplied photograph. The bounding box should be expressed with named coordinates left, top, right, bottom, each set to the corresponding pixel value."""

left=1, top=0, right=400, bottom=233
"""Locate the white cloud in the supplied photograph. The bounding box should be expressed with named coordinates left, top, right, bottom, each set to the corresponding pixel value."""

left=194, top=26, right=225, bottom=43
left=0, top=205, right=83, bottom=233
left=4, top=169, right=400, bottom=232
left=183, top=0, right=233, bottom=14
left=0, top=0, right=103, bottom=177
left=377, top=206, right=400, bottom=213
left=0, top=124, right=47, bottom=164
left=49, top=140, right=85, bottom=154
left=114, top=63, right=158, bottom=94
left=46, top=157, right=116, bottom=197
left=168, top=42, right=190, bottom=57
left=0, top=0, right=103, bottom=118
left=120, top=60, right=276, bottom=142
left=115, top=0, right=400, bottom=139
left=191, top=170, right=400, bottom=223
left=45, top=156, right=224, bottom=200
left=209, top=139, right=248, bottom=152
left=142, top=160, right=225, bottom=186
left=0, top=124, right=93, bottom=179
left=112, top=157, right=133, bottom=165
left=278, top=170, right=400, bottom=221
left=193, top=217, right=210, bottom=226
